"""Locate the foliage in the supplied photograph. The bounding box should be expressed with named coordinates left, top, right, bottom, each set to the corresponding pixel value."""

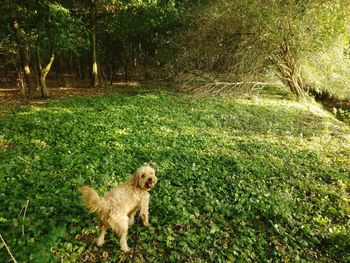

left=97, top=0, right=181, bottom=78
left=0, top=85, right=349, bottom=262
left=0, top=0, right=87, bottom=51
left=302, top=41, right=350, bottom=100
left=106, top=0, right=178, bottom=36
left=168, top=0, right=350, bottom=97
left=35, top=3, right=88, bottom=53
left=338, top=108, right=350, bottom=125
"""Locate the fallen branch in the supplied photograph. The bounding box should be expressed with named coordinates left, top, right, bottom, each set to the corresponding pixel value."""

left=0, top=234, right=17, bottom=263
left=184, top=81, right=268, bottom=95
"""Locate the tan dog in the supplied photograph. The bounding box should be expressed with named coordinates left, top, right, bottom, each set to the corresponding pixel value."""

left=78, top=165, right=157, bottom=252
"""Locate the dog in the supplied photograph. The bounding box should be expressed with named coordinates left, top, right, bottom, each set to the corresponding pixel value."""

left=78, top=165, right=157, bottom=252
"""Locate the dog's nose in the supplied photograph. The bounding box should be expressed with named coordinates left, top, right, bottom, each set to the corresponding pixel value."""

left=147, top=178, right=152, bottom=183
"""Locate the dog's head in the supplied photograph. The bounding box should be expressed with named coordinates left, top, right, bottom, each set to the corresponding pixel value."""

left=132, top=166, right=157, bottom=191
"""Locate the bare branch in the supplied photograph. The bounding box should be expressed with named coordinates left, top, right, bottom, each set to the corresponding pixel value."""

left=0, top=234, right=17, bottom=263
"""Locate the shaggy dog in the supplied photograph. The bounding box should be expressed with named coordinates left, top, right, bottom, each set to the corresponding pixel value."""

left=78, top=165, right=157, bottom=252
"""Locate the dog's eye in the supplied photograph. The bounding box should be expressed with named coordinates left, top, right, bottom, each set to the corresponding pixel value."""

left=141, top=174, right=146, bottom=179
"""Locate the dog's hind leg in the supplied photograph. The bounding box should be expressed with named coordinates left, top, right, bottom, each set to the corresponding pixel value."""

left=109, top=215, right=130, bottom=252
left=96, top=223, right=108, bottom=247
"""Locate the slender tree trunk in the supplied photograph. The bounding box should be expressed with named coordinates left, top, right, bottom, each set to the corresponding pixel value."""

left=14, top=21, right=37, bottom=96
left=90, top=1, right=98, bottom=87
left=37, top=47, right=55, bottom=98
left=80, top=55, right=86, bottom=80
left=15, top=65, right=26, bottom=96
left=124, top=40, right=132, bottom=82
left=106, top=35, right=114, bottom=85
left=91, top=27, right=98, bottom=86
left=106, top=61, right=112, bottom=85
left=55, top=54, right=63, bottom=80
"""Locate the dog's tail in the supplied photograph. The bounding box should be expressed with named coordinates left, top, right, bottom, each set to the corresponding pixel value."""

left=78, top=186, right=108, bottom=216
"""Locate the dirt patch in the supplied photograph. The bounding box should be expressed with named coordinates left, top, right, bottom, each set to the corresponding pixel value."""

left=0, top=75, right=145, bottom=110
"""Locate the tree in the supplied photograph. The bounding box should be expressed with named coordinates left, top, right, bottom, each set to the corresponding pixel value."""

left=169, top=0, right=349, bottom=97
left=73, top=0, right=115, bottom=87
left=89, top=0, right=99, bottom=87
left=1, top=0, right=181, bottom=92
left=33, top=2, right=88, bottom=97
left=13, top=20, right=37, bottom=96
left=98, top=0, right=179, bottom=81
left=0, top=0, right=39, bottom=96
left=0, top=0, right=88, bottom=97
left=258, top=1, right=349, bottom=98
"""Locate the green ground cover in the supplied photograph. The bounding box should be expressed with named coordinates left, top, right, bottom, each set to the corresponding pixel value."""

left=0, top=87, right=349, bottom=262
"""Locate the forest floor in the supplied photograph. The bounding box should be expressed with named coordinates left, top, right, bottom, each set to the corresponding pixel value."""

left=0, top=83, right=349, bottom=262
left=0, top=80, right=154, bottom=117
left=0, top=71, right=167, bottom=105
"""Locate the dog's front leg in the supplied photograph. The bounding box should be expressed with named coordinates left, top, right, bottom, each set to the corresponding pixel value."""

left=140, top=194, right=151, bottom=227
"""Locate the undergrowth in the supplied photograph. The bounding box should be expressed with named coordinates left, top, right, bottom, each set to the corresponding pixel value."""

left=0, top=87, right=349, bottom=262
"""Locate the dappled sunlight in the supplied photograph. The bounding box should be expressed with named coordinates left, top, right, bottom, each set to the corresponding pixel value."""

left=187, top=127, right=350, bottom=160
left=0, top=88, right=17, bottom=92
left=43, top=107, right=74, bottom=115
left=112, top=81, right=140, bottom=87
left=0, top=137, right=10, bottom=151
left=0, top=93, right=11, bottom=98
left=154, top=125, right=176, bottom=136
left=305, top=103, right=333, bottom=118
left=31, top=139, right=48, bottom=148
left=237, top=97, right=333, bottom=118
left=143, top=94, right=160, bottom=100
left=17, top=106, right=74, bottom=115
left=112, top=128, right=131, bottom=135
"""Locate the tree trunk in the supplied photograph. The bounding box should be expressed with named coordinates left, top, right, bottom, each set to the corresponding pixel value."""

left=274, top=40, right=305, bottom=98
left=106, top=36, right=114, bottom=85
left=14, top=21, right=37, bottom=96
left=55, top=54, right=63, bottom=80
left=37, top=47, right=55, bottom=98
left=90, top=2, right=98, bottom=87
left=15, top=65, right=26, bottom=96
left=39, top=74, right=49, bottom=98
left=124, top=63, right=129, bottom=82
left=124, top=40, right=132, bottom=82
left=80, top=55, right=86, bottom=80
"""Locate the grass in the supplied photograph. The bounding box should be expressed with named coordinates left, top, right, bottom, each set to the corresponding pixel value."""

left=0, top=85, right=349, bottom=262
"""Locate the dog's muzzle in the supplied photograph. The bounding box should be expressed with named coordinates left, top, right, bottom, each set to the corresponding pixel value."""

left=145, top=178, right=154, bottom=189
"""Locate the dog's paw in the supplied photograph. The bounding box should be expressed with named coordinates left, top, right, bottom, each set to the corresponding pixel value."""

left=96, top=238, right=105, bottom=247
left=121, top=246, right=131, bottom=253
left=144, top=222, right=152, bottom=227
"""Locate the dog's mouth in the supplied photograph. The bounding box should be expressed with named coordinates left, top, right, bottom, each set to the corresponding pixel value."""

left=145, top=182, right=153, bottom=189
left=145, top=179, right=155, bottom=190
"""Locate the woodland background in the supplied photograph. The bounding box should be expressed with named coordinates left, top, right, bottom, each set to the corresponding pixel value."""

left=0, top=0, right=349, bottom=102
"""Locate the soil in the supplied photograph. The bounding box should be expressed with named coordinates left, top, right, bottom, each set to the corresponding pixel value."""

left=0, top=74, right=143, bottom=109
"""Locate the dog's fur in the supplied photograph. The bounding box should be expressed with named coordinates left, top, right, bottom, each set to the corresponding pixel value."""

left=78, top=165, right=157, bottom=252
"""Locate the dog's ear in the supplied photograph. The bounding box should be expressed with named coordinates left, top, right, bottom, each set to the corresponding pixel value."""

left=130, top=171, right=140, bottom=187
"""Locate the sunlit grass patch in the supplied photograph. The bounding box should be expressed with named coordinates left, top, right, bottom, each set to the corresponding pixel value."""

left=0, top=88, right=349, bottom=262
left=0, top=136, right=10, bottom=151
